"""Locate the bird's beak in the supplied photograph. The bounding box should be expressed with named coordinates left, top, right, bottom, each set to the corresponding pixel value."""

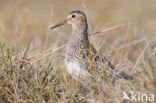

left=50, top=20, right=67, bottom=30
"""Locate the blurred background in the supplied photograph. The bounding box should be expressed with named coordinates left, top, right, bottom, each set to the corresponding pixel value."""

left=0, top=0, right=156, bottom=53
left=0, top=1, right=156, bottom=102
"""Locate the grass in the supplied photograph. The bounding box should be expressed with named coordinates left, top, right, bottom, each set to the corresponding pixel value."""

left=0, top=23, right=156, bottom=103
left=0, top=0, right=156, bottom=103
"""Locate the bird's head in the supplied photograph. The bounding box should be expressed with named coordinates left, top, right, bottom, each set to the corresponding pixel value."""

left=50, top=10, right=87, bottom=29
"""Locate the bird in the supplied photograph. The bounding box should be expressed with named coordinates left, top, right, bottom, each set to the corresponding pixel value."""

left=50, top=10, right=131, bottom=81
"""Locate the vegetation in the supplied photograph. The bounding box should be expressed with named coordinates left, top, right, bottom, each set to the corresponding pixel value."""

left=0, top=0, right=156, bottom=103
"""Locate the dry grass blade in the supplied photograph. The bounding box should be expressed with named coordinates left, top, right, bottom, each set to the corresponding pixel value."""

left=19, top=37, right=32, bottom=69
left=130, top=45, right=147, bottom=75
left=89, top=22, right=138, bottom=36
left=31, top=44, right=66, bottom=64
left=42, top=6, right=54, bottom=51
left=118, top=37, right=146, bottom=50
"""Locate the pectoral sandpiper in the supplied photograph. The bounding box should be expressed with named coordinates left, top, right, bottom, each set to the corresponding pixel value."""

left=50, top=10, right=130, bottom=81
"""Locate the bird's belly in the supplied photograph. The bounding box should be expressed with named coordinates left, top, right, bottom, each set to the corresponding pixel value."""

left=65, top=61, right=81, bottom=76
left=64, top=59, right=90, bottom=79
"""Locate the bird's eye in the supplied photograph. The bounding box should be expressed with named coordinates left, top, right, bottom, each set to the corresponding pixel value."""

left=72, top=15, right=76, bottom=18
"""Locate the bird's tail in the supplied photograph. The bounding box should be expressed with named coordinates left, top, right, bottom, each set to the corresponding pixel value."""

left=101, top=57, right=134, bottom=80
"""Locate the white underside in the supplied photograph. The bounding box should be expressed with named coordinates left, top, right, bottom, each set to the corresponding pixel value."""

left=66, top=61, right=81, bottom=76
left=64, top=61, right=90, bottom=79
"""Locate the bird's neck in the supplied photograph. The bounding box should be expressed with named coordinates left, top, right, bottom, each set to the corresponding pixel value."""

left=71, top=22, right=88, bottom=40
